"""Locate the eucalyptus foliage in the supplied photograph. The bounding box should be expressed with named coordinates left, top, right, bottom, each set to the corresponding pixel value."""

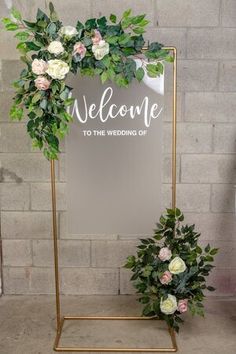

left=2, top=3, right=172, bottom=159
left=124, top=208, right=218, bottom=332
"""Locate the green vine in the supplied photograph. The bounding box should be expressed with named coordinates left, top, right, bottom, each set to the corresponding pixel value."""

left=2, top=3, right=173, bottom=159
left=124, top=208, right=218, bottom=332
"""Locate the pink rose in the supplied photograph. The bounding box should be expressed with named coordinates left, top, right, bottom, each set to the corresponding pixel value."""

left=73, top=42, right=87, bottom=59
left=34, top=76, right=51, bottom=90
left=32, top=59, right=48, bottom=75
left=178, top=299, right=188, bottom=313
left=92, top=29, right=102, bottom=45
left=158, top=247, right=172, bottom=262
left=159, top=271, right=172, bottom=285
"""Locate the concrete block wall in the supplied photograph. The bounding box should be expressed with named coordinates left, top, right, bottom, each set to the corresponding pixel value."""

left=0, top=0, right=236, bottom=296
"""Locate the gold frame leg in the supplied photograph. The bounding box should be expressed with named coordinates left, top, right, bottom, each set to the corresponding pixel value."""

left=50, top=47, right=178, bottom=352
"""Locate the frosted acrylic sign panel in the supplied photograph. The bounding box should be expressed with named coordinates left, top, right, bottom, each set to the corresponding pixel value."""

left=66, top=75, right=164, bottom=235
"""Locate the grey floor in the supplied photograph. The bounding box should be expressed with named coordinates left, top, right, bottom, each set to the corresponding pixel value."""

left=0, top=295, right=235, bottom=354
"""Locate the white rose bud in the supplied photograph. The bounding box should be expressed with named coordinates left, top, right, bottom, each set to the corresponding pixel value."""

left=168, top=257, right=187, bottom=275
left=46, top=59, right=70, bottom=80
left=48, top=41, right=64, bottom=55
left=32, top=59, right=48, bottom=75
left=92, top=40, right=109, bottom=60
left=60, top=25, right=78, bottom=38
left=160, top=294, right=178, bottom=315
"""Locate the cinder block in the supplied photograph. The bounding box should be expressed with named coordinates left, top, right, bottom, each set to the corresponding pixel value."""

left=185, top=93, right=236, bottom=123
left=0, top=32, right=19, bottom=60
left=2, top=240, right=32, bottom=266
left=162, top=184, right=211, bottom=212
left=213, top=124, right=236, bottom=153
left=181, top=155, right=236, bottom=183
left=222, top=0, right=236, bottom=27
left=0, top=153, right=52, bottom=182
left=0, top=123, right=30, bottom=152
left=32, top=240, right=90, bottom=267
left=156, top=0, right=220, bottom=27
left=61, top=268, right=119, bottom=295
left=211, top=184, right=235, bottom=213
left=120, top=268, right=136, bottom=295
left=145, top=28, right=186, bottom=58
left=91, top=0, right=155, bottom=25
left=1, top=60, right=24, bottom=91
left=1, top=211, right=54, bottom=239
left=184, top=212, right=236, bottom=242
left=91, top=240, right=137, bottom=267
left=219, top=61, right=236, bottom=92
left=29, top=267, right=55, bottom=294
left=0, top=183, right=30, bottom=210
left=172, top=60, right=218, bottom=92
left=31, top=183, right=66, bottom=211
left=187, top=29, right=236, bottom=59
left=163, top=123, right=212, bottom=154
left=3, top=267, right=30, bottom=294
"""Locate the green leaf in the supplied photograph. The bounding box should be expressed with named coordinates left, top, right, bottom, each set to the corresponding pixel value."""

left=10, top=105, right=23, bottom=120
left=32, top=92, right=42, bottom=104
left=205, top=244, right=211, bottom=253
left=25, top=41, right=42, bottom=51
left=209, top=248, right=219, bottom=256
left=110, top=14, right=117, bottom=23
left=11, top=7, right=22, bottom=20
left=135, top=67, right=145, bottom=82
left=76, top=20, right=84, bottom=31
left=2, top=18, right=13, bottom=26
left=122, top=9, right=132, bottom=18
left=46, top=22, right=57, bottom=36
left=207, top=286, right=215, bottom=292
left=5, top=23, right=19, bottom=31
left=15, top=31, right=30, bottom=41
left=101, top=71, right=109, bottom=84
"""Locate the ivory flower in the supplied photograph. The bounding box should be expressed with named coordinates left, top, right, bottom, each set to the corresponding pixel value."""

left=46, top=59, right=70, bottom=80
left=92, top=40, right=109, bottom=60
left=34, top=76, right=51, bottom=90
left=160, top=295, right=178, bottom=315
left=158, top=247, right=172, bottom=262
left=60, top=25, right=78, bottom=37
left=169, top=257, right=187, bottom=275
left=48, top=41, right=64, bottom=55
left=32, top=59, right=48, bottom=75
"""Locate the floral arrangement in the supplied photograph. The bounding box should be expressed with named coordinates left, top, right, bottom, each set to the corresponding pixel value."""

left=2, top=3, right=173, bottom=159
left=124, top=208, right=218, bottom=332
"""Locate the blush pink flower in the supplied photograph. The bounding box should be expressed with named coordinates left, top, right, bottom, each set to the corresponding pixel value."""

left=158, top=247, right=172, bottom=262
left=92, top=29, right=102, bottom=45
left=178, top=299, right=188, bottom=313
left=73, top=42, right=87, bottom=59
left=159, top=271, right=172, bottom=285
left=34, top=76, right=51, bottom=90
left=32, top=59, right=48, bottom=75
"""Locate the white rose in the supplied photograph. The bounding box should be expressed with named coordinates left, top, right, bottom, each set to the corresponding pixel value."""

left=60, top=25, right=78, bottom=38
left=168, top=257, right=187, bottom=275
left=46, top=59, right=70, bottom=80
left=160, top=295, right=178, bottom=315
left=48, top=41, right=64, bottom=55
left=92, top=40, right=109, bottom=60
left=32, top=59, right=48, bottom=75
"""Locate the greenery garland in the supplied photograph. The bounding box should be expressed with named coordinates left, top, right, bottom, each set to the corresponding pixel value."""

left=124, top=208, right=218, bottom=332
left=2, top=3, right=173, bottom=159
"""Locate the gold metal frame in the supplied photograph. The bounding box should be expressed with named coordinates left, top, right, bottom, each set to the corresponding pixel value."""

left=50, top=47, right=177, bottom=352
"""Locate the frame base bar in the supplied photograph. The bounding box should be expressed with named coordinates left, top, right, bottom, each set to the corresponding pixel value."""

left=53, top=316, right=178, bottom=352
